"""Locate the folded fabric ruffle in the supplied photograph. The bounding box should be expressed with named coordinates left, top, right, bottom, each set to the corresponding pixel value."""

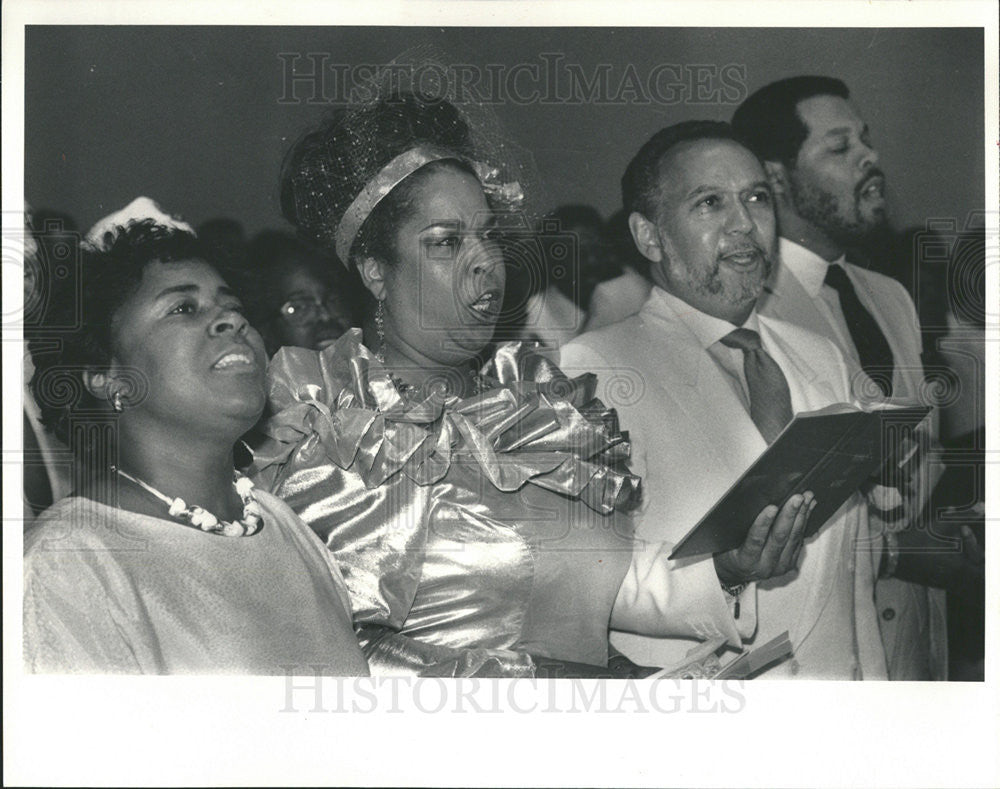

left=252, top=329, right=640, bottom=514
left=356, top=624, right=537, bottom=678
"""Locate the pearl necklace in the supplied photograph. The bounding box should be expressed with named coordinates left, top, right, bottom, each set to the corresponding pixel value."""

left=112, top=467, right=264, bottom=537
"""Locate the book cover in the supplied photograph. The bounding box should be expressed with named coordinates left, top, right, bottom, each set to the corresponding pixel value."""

left=668, top=404, right=931, bottom=560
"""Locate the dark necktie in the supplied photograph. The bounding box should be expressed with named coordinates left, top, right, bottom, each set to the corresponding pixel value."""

left=824, top=263, right=895, bottom=397
left=720, top=328, right=794, bottom=444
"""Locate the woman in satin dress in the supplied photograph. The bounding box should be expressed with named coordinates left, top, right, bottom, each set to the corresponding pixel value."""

left=253, top=91, right=811, bottom=676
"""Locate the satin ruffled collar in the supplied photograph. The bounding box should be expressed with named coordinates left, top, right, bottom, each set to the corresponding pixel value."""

left=252, top=329, right=640, bottom=514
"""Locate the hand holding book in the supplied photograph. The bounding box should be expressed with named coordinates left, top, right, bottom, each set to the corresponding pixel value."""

left=669, top=404, right=931, bottom=560
left=713, top=492, right=817, bottom=587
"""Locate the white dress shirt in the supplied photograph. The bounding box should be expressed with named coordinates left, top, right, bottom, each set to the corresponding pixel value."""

left=776, top=239, right=861, bottom=366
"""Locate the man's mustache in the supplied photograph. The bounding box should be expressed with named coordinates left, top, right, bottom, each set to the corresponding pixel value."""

left=718, top=242, right=767, bottom=260
left=855, top=167, right=886, bottom=197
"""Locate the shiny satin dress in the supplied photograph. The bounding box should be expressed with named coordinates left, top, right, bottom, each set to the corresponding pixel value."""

left=252, top=330, right=641, bottom=676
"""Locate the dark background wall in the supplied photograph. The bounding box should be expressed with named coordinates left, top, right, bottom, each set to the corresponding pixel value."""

left=25, top=26, right=985, bottom=236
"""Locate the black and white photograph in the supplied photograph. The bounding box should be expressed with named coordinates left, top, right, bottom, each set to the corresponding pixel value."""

left=4, top=1, right=997, bottom=786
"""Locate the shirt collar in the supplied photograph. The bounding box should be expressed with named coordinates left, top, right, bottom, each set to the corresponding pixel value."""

left=779, top=238, right=847, bottom=298
left=645, top=285, right=759, bottom=350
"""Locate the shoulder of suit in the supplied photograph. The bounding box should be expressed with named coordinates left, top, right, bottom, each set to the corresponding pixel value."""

left=758, top=312, right=849, bottom=365
left=845, top=262, right=914, bottom=306
left=562, top=314, right=648, bottom=359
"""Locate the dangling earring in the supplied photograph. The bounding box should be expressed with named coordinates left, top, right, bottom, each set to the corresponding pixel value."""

left=111, top=391, right=124, bottom=413
left=375, top=298, right=386, bottom=363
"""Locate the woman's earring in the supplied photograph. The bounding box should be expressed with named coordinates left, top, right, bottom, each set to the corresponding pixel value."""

left=111, top=391, right=124, bottom=413
left=375, top=299, right=386, bottom=363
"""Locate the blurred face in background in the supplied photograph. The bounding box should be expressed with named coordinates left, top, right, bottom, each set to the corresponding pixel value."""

left=270, top=260, right=355, bottom=354
left=559, top=219, right=605, bottom=306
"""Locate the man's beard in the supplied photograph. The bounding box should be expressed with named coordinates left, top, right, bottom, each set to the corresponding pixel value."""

left=666, top=246, right=773, bottom=308
left=788, top=169, right=891, bottom=247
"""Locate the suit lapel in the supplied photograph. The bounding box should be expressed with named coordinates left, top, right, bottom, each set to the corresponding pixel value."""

left=641, top=302, right=767, bottom=478
left=759, top=259, right=831, bottom=339
left=755, top=313, right=847, bottom=412
left=763, top=256, right=909, bottom=406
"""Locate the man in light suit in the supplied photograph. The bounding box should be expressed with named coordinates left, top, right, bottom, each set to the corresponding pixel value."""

left=562, top=121, right=887, bottom=679
left=732, top=76, right=949, bottom=679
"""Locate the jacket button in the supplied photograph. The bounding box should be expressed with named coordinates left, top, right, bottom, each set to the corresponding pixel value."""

left=882, top=607, right=896, bottom=621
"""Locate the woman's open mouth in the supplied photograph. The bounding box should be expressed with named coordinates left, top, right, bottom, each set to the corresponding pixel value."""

left=468, top=290, right=502, bottom=319
left=211, top=348, right=259, bottom=373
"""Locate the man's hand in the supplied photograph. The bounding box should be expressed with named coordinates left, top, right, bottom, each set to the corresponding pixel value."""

left=713, top=492, right=816, bottom=587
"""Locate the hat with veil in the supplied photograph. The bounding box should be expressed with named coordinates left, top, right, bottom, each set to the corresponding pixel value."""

left=279, top=49, right=540, bottom=268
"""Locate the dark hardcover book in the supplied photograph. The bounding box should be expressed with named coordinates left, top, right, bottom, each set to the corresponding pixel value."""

left=668, top=404, right=931, bottom=560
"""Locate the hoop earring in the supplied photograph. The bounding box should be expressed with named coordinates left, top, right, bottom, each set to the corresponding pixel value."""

left=111, top=391, right=124, bottom=413
left=375, top=298, right=386, bottom=363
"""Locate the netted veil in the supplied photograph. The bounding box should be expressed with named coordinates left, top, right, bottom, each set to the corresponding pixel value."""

left=279, top=49, right=543, bottom=267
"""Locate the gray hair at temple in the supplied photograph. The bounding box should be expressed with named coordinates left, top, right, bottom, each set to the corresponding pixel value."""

left=621, top=120, right=758, bottom=220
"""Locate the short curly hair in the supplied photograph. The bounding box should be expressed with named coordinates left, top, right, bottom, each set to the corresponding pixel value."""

left=29, top=219, right=210, bottom=448
left=732, top=75, right=850, bottom=166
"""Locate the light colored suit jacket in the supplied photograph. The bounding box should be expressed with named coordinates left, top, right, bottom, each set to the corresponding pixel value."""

left=562, top=287, right=887, bottom=679
left=759, top=243, right=923, bottom=403
left=758, top=240, right=948, bottom=680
